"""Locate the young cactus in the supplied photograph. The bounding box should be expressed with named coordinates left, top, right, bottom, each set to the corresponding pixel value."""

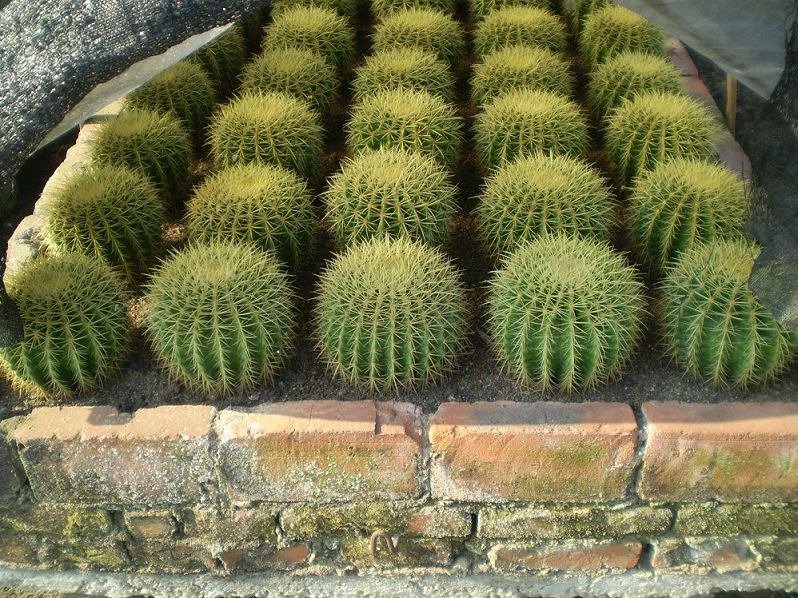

left=262, top=6, right=355, bottom=70
left=661, top=240, right=794, bottom=386
left=588, top=51, right=684, bottom=118
left=209, top=91, right=324, bottom=179
left=324, top=147, right=457, bottom=247
left=372, top=7, right=465, bottom=67
left=352, top=47, right=455, bottom=103
left=91, top=108, right=190, bottom=199
left=371, top=0, right=456, bottom=20
left=0, top=254, right=128, bottom=397
left=579, top=5, right=664, bottom=69
left=316, top=236, right=468, bottom=388
left=186, top=164, right=314, bottom=269
left=242, top=48, right=340, bottom=117
left=605, top=91, right=717, bottom=183
left=477, top=153, right=615, bottom=258
left=347, top=88, right=463, bottom=169
left=473, top=6, right=567, bottom=58
left=629, top=159, right=747, bottom=271
left=488, top=234, right=645, bottom=391
left=272, top=0, right=357, bottom=19
left=471, top=45, right=573, bottom=108
left=475, top=88, right=588, bottom=171
left=469, top=0, right=552, bottom=23
left=46, top=164, right=164, bottom=279
left=146, top=242, right=295, bottom=395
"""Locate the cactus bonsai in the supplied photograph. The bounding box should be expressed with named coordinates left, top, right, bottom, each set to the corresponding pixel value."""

left=353, top=47, right=455, bottom=103
left=372, top=7, right=465, bottom=67
left=473, top=6, right=567, bottom=58
left=579, top=5, right=664, bottom=69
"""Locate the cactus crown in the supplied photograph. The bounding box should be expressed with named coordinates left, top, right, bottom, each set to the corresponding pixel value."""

left=488, top=234, right=645, bottom=391
left=190, top=26, right=246, bottom=97
left=324, top=147, right=457, bottom=247
left=242, top=48, right=339, bottom=117
left=469, top=0, right=552, bottom=23
left=272, top=0, right=357, bottom=19
left=605, top=91, right=718, bottom=183
left=353, top=47, right=455, bottom=103
left=146, top=241, right=295, bottom=395
left=0, top=253, right=128, bottom=397
left=477, top=153, right=615, bottom=258
left=91, top=108, right=190, bottom=198
left=316, top=236, right=468, bottom=388
left=46, top=164, right=164, bottom=279
left=580, top=5, right=664, bottom=69
left=209, top=90, right=323, bottom=178
left=588, top=51, right=684, bottom=118
left=475, top=88, right=588, bottom=171
left=629, top=159, right=748, bottom=271
left=263, top=6, right=354, bottom=70
left=371, top=0, right=456, bottom=19
left=661, top=240, right=794, bottom=386
left=187, top=164, right=314, bottom=269
left=372, top=7, right=465, bottom=66
left=471, top=45, right=573, bottom=108
left=473, top=6, right=567, bottom=58
left=347, top=88, right=463, bottom=169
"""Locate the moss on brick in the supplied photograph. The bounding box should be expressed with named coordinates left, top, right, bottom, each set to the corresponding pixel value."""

left=282, top=503, right=408, bottom=539
left=341, top=536, right=453, bottom=568
left=676, top=504, right=798, bottom=536
left=64, top=508, right=113, bottom=539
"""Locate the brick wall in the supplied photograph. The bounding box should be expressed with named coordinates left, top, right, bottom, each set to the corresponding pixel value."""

left=1, top=400, right=796, bottom=575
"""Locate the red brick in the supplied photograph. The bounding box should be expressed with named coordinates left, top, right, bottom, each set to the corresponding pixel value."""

left=666, top=37, right=699, bottom=77
left=490, top=541, right=642, bottom=572
left=216, top=401, right=423, bottom=503
left=640, top=402, right=798, bottom=502
left=13, top=405, right=217, bottom=505
left=652, top=538, right=758, bottom=573
left=430, top=402, right=637, bottom=502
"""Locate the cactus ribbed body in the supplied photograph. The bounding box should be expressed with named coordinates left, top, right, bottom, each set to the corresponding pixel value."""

left=0, top=254, right=128, bottom=397
left=560, top=0, right=607, bottom=33
left=373, top=8, right=465, bottom=66
left=263, top=6, right=354, bottom=70
left=187, top=164, right=314, bottom=269
left=473, top=6, right=567, bottom=58
left=146, top=242, right=295, bottom=395
left=477, top=154, right=614, bottom=257
left=488, top=234, right=644, bottom=391
left=471, top=45, right=573, bottom=108
left=579, top=5, right=664, bottom=69
left=661, top=240, right=794, bottom=386
left=629, top=159, right=747, bottom=271
left=469, top=0, right=552, bottom=23
left=190, top=26, right=246, bottom=97
left=209, top=91, right=323, bottom=178
left=347, top=88, right=462, bottom=169
left=371, top=0, right=456, bottom=19
left=475, top=88, right=588, bottom=171
left=325, top=147, right=456, bottom=247
left=353, top=47, right=455, bottom=103
left=316, top=236, right=468, bottom=388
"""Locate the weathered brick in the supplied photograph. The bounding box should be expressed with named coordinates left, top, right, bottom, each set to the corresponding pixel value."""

left=281, top=503, right=471, bottom=540
left=0, top=533, right=39, bottom=566
left=675, top=504, right=798, bottom=536
left=226, top=543, right=312, bottom=572
left=478, top=505, right=672, bottom=540
left=489, top=540, right=642, bottom=572
left=124, top=511, right=177, bottom=540
left=0, top=417, right=23, bottom=503
left=127, top=538, right=215, bottom=573
left=665, top=37, right=699, bottom=77
left=216, top=401, right=423, bottom=503
left=13, top=405, right=217, bottom=506
left=430, top=401, right=637, bottom=502
left=753, top=537, right=798, bottom=571
left=341, top=536, right=453, bottom=568
left=640, top=402, right=798, bottom=502
left=652, top=537, right=758, bottom=573
left=0, top=503, right=114, bottom=540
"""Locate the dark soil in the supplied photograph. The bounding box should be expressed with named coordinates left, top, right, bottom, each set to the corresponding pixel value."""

left=1, top=3, right=795, bottom=416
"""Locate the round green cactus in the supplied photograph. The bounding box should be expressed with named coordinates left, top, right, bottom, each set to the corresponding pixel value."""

left=605, top=91, right=717, bottom=183
left=477, top=153, right=615, bottom=258
left=471, top=45, right=573, bottom=108
left=588, top=51, right=684, bottom=118
left=262, top=6, right=354, bottom=70
left=352, top=47, right=455, bottom=103
left=661, top=240, right=794, bottom=386
left=629, top=159, right=747, bottom=271
left=45, top=164, right=164, bottom=279
left=0, top=253, right=128, bottom=397
left=579, top=5, right=664, bottom=69
left=146, top=241, right=295, bottom=395
left=272, top=0, right=357, bottom=19
left=209, top=91, right=324, bottom=178
left=488, top=234, right=645, bottom=391
left=347, top=88, right=463, bottom=169
left=324, top=147, right=457, bottom=247
left=190, top=26, right=246, bottom=97
left=473, top=6, right=567, bottom=58
left=561, top=0, right=608, bottom=33
left=475, top=88, right=588, bottom=171
left=186, top=164, right=314, bottom=269
left=242, top=48, right=339, bottom=117
left=372, top=7, right=465, bottom=66
left=316, top=236, right=468, bottom=388
left=126, top=61, right=215, bottom=142
left=469, top=0, right=552, bottom=23
left=371, top=0, right=456, bottom=20
left=91, top=108, right=190, bottom=199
